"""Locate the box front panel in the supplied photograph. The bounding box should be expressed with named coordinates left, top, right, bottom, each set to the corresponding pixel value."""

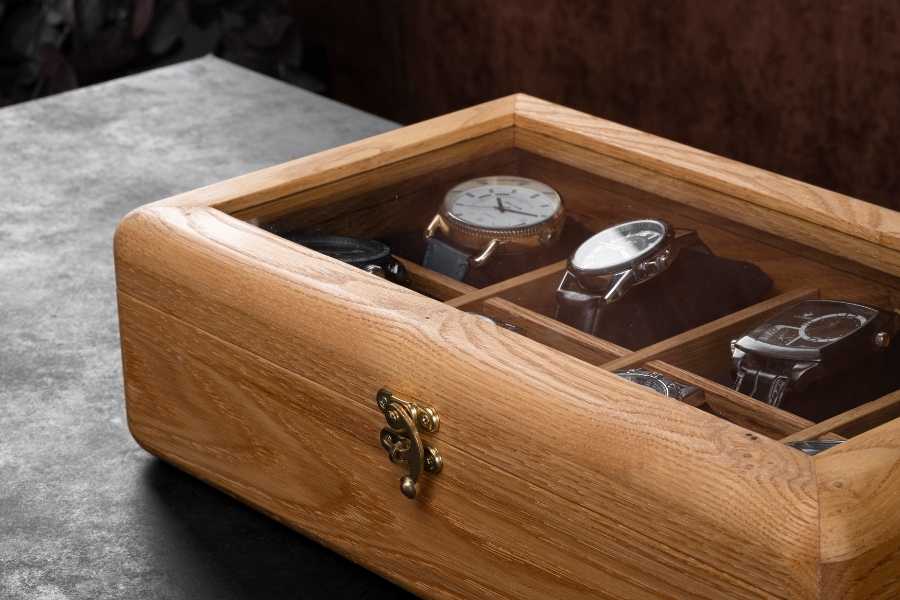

left=115, top=205, right=821, bottom=599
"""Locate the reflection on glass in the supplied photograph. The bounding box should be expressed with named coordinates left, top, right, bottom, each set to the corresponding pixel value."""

left=571, top=220, right=666, bottom=271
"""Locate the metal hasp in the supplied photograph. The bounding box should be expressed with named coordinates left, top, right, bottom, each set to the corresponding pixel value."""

left=376, top=388, right=443, bottom=499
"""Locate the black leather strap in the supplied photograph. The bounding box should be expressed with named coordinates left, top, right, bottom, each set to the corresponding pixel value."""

left=734, top=367, right=791, bottom=407
left=555, top=272, right=603, bottom=333
left=283, top=234, right=391, bottom=267
left=423, top=238, right=471, bottom=281
left=555, top=249, right=773, bottom=350
left=280, top=233, right=408, bottom=285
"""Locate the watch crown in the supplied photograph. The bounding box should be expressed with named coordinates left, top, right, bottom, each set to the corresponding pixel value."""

left=874, top=331, right=891, bottom=348
left=730, top=339, right=737, bottom=353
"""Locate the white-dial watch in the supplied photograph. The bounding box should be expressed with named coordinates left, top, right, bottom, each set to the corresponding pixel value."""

left=423, top=176, right=565, bottom=280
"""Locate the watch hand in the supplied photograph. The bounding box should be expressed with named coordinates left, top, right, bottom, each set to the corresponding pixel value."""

left=495, top=197, right=506, bottom=213
left=453, top=203, right=493, bottom=209
left=503, top=208, right=539, bottom=217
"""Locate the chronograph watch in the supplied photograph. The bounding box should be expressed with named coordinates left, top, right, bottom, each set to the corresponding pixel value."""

left=731, top=299, right=900, bottom=420
left=423, top=176, right=565, bottom=280
left=555, top=219, right=710, bottom=334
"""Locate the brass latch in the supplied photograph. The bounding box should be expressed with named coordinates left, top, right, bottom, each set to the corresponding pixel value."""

left=376, top=388, right=442, bottom=499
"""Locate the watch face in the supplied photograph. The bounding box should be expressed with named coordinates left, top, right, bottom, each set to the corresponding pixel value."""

left=571, top=219, right=668, bottom=273
left=443, top=176, right=561, bottom=231
left=615, top=368, right=671, bottom=396
left=745, top=300, right=878, bottom=351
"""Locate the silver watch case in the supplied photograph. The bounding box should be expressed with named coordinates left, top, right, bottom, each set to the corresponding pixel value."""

left=614, top=368, right=703, bottom=405
left=557, top=219, right=706, bottom=306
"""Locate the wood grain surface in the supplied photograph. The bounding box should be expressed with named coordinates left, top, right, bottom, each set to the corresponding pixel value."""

left=480, top=297, right=628, bottom=365
left=116, top=205, right=821, bottom=599
left=781, top=390, right=900, bottom=444
left=122, top=292, right=806, bottom=600
left=815, top=419, right=900, bottom=599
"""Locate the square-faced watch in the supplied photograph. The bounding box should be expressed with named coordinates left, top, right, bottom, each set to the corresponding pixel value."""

left=731, top=299, right=899, bottom=419
left=423, top=176, right=566, bottom=280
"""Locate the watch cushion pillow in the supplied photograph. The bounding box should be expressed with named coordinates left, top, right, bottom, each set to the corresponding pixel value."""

left=594, top=249, right=774, bottom=350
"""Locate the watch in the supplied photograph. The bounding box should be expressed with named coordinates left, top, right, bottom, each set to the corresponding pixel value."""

left=731, top=299, right=900, bottom=420
left=422, top=176, right=565, bottom=280
left=786, top=439, right=844, bottom=455
left=555, top=219, right=709, bottom=334
left=284, top=234, right=408, bottom=285
left=614, top=367, right=703, bottom=405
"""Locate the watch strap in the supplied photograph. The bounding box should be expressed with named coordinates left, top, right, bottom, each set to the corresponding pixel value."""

left=555, top=271, right=603, bottom=333
left=284, top=233, right=391, bottom=267
left=734, top=367, right=791, bottom=407
left=423, top=237, right=471, bottom=281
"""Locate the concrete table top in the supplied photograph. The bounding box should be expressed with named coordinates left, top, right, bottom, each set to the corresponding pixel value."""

left=0, top=56, right=414, bottom=599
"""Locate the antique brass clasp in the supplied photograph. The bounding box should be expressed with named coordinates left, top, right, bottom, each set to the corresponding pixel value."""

left=376, top=388, right=442, bottom=499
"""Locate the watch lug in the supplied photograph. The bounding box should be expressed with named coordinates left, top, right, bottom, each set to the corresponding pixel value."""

left=790, top=361, right=821, bottom=390
left=424, top=214, right=446, bottom=239
left=603, top=270, right=635, bottom=303
left=471, top=239, right=501, bottom=267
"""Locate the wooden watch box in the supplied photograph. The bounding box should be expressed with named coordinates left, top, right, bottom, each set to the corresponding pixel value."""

left=114, top=95, right=900, bottom=600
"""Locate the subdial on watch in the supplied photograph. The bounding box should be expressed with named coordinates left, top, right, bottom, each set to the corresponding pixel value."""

left=756, top=324, right=802, bottom=347
left=445, top=176, right=561, bottom=230
left=798, top=313, right=868, bottom=344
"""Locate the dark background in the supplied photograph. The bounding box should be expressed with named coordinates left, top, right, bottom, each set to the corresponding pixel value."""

left=296, top=0, right=900, bottom=212
left=3, top=1, right=899, bottom=210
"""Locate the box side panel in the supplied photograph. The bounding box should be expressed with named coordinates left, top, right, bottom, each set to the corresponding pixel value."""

left=120, top=291, right=782, bottom=600
left=514, top=94, right=900, bottom=256
left=514, top=127, right=900, bottom=278
left=816, top=421, right=900, bottom=599
left=114, top=205, right=821, bottom=599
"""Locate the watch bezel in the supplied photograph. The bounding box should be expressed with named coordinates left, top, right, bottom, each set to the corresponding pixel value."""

left=568, top=219, right=674, bottom=278
left=614, top=367, right=702, bottom=403
left=732, top=299, right=887, bottom=363
left=433, top=175, right=566, bottom=252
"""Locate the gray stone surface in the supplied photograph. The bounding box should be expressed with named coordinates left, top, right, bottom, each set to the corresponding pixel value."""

left=0, top=56, right=413, bottom=599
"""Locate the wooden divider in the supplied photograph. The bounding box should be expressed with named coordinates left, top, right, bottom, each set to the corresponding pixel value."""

left=398, top=257, right=475, bottom=301
left=646, top=361, right=816, bottom=439
left=481, top=298, right=628, bottom=365
left=446, top=260, right=568, bottom=311
left=600, top=288, right=820, bottom=374
left=780, top=389, right=900, bottom=444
